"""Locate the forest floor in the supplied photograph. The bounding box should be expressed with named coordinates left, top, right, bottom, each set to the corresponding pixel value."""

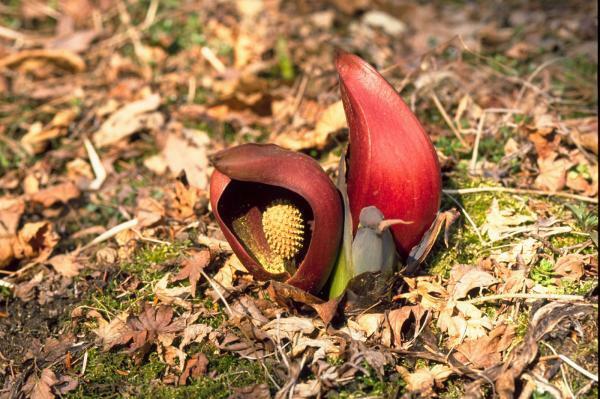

left=0, top=1, right=597, bottom=398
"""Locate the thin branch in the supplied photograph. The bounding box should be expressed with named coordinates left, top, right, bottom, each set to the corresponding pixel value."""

left=430, top=91, right=469, bottom=148
left=201, top=46, right=226, bottom=73
left=443, top=187, right=598, bottom=204
left=199, top=269, right=234, bottom=317
left=541, top=342, right=599, bottom=383
left=84, top=138, right=106, bottom=190
left=467, top=293, right=586, bottom=304
left=469, top=112, right=486, bottom=174
left=82, top=218, right=139, bottom=250
left=443, top=192, right=486, bottom=244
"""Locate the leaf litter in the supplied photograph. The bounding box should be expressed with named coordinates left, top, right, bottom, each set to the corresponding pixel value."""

left=0, top=1, right=597, bottom=398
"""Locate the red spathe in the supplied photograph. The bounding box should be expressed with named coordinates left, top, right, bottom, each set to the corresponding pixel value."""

left=336, top=52, right=442, bottom=257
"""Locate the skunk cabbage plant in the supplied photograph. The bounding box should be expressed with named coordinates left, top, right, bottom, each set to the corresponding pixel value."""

left=210, top=52, right=442, bottom=299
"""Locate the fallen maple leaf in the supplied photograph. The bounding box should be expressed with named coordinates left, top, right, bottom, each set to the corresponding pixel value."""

left=481, top=199, right=536, bottom=242
left=117, top=303, right=186, bottom=356
left=172, top=249, right=211, bottom=297
left=166, top=181, right=203, bottom=222
left=535, top=153, right=573, bottom=192
left=89, top=310, right=129, bottom=351
left=47, top=253, right=82, bottom=277
left=22, top=368, right=58, bottom=399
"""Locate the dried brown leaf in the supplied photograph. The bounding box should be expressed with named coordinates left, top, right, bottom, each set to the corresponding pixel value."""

left=47, top=253, right=82, bottom=277
left=92, top=94, right=163, bottom=148
left=172, top=249, right=211, bottom=297
left=89, top=310, right=129, bottom=351
left=228, top=383, right=271, bottom=399
left=355, top=313, right=384, bottom=337
left=166, top=181, right=203, bottom=222
left=46, top=29, right=98, bottom=53
left=438, top=301, right=492, bottom=345
left=534, top=154, right=573, bottom=192
left=162, top=130, right=210, bottom=190
left=0, top=49, right=85, bottom=72
left=28, top=182, right=80, bottom=207
left=54, top=374, right=78, bottom=395
left=135, top=196, right=165, bottom=228
left=13, top=271, right=44, bottom=301
left=262, top=316, right=316, bottom=340
left=118, top=303, right=186, bottom=354
left=451, top=269, right=498, bottom=300
left=406, top=209, right=460, bottom=273
left=386, top=305, right=427, bottom=348
left=179, top=323, right=213, bottom=349
left=494, top=303, right=593, bottom=399
left=275, top=100, right=346, bottom=151
left=22, top=368, right=58, bottom=399
left=397, top=364, right=453, bottom=397
left=396, top=277, right=448, bottom=311
left=481, top=199, right=536, bottom=242
left=267, top=280, right=341, bottom=324
left=153, top=273, right=193, bottom=309
left=455, top=324, right=515, bottom=369
left=0, top=197, right=25, bottom=235
left=178, top=353, right=209, bottom=385
left=13, top=221, right=59, bottom=262
left=553, top=254, right=585, bottom=281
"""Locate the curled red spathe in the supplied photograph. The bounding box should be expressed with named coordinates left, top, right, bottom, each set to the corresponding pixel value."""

left=209, top=144, right=343, bottom=293
left=336, top=51, right=442, bottom=258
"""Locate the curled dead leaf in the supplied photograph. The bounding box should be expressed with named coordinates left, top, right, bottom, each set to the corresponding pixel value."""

left=47, top=253, right=82, bottom=277
left=0, top=49, right=85, bottom=72
left=22, top=368, right=58, bottom=399
left=28, top=182, right=81, bottom=207
left=553, top=254, right=585, bottom=281
left=397, top=364, right=453, bottom=397
left=450, top=267, right=498, bottom=300
left=178, top=352, right=208, bottom=385
left=454, top=324, right=515, bottom=369
left=13, top=221, right=59, bottom=262
left=92, top=94, right=163, bottom=148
